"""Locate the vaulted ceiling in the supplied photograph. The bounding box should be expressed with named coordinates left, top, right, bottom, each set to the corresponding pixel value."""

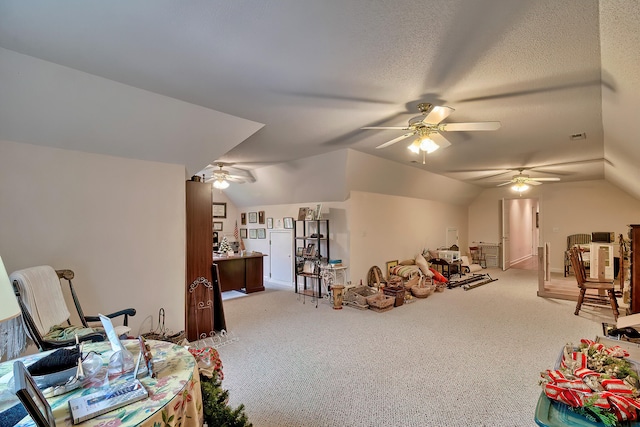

left=1, top=1, right=638, bottom=201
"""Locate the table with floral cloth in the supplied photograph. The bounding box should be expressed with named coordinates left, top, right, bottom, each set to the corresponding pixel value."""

left=0, top=339, right=203, bottom=427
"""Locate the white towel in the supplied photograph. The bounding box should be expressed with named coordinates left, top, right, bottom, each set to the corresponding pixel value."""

left=460, top=256, right=483, bottom=273
left=10, top=265, right=71, bottom=336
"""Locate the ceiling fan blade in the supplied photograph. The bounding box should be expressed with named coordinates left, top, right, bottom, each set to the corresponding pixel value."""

left=529, top=177, right=561, bottom=182
left=496, top=181, right=513, bottom=187
left=376, top=132, right=415, bottom=149
left=470, top=170, right=513, bottom=180
left=527, top=158, right=611, bottom=169
left=526, top=180, right=543, bottom=186
left=440, top=121, right=501, bottom=131
left=421, top=105, right=454, bottom=124
left=361, top=126, right=411, bottom=130
left=430, top=132, right=452, bottom=149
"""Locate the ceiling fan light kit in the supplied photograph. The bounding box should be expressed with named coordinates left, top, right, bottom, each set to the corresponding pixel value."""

left=363, top=103, right=500, bottom=157
left=213, top=178, right=230, bottom=189
left=511, top=182, right=530, bottom=193
left=407, top=134, right=440, bottom=154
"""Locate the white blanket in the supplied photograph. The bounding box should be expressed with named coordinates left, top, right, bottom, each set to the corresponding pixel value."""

left=10, top=265, right=71, bottom=336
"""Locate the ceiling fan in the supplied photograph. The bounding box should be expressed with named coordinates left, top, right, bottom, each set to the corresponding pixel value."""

left=361, top=103, right=501, bottom=159
left=497, top=169, right=560, bottom=192
left=202, top=163, right=255, bottom=189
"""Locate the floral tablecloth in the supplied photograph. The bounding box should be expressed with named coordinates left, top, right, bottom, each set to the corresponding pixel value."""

left=0, top=340, right=203, bottom=427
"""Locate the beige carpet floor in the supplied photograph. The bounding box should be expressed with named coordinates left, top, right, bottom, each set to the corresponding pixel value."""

left=216, top=268, right=615, bottom=426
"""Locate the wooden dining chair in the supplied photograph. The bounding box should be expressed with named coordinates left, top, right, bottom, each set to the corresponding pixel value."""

left=569, top=246, right=618, bottom=320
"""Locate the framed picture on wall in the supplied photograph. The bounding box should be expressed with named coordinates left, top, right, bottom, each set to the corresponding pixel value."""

left=249, top=229, right=257, bottom=239
left=212, top=202, right=227, bottom=218
left=240, top=228, right=247, bottom=239
left=248, top=212, right=258, bottom=223
left=267, top=217, right=273, bottom=229
left=298, top=207, right=309, bottom=221
left=257, top=228, right=266, bottom=239
left=213, top=222, right=223, bottom=231
left=258, top=211, right=265, bottom=224
left=386, top=260, right=398, bottom=279
left=241, top=213, right=246, bottom=225
left=283, top=217, right=294, bottom=229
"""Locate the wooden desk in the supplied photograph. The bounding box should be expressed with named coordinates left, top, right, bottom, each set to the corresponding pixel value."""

left=214, top=253, right=266, bottom=293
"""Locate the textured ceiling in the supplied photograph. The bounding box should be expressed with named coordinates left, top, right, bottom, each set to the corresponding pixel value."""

left=0, top=0, right=637, bottom=195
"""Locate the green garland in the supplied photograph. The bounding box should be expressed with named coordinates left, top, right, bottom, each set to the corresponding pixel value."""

left=200, top=374, right=252, bottom=427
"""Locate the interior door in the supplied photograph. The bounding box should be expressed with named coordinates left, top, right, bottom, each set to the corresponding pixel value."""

left=270, top=230, right=293, bottom=286
left=501, top=198, right=511, bottom=270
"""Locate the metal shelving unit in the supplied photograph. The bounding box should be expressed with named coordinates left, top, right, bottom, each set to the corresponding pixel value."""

left=294, top=219, right=330, bottom=304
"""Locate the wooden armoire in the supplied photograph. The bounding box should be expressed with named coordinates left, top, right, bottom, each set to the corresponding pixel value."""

left=185, top=180, right=225, bottom=341
left=630, top=225, right=640, bottom=314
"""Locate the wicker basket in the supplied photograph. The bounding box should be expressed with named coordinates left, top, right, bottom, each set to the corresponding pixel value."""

left=383, top=285, right=406, bottom=307
left=434, top=281, right=447, bottom=292
left=411, top=282, right=434, bottom=298
left=403, top=275, right=420, bottom=291
left=344, top=285, right=377, bottom=306
left=365, top=293, right=394, bottom=312
left=367, top=266, right=387, bottom=288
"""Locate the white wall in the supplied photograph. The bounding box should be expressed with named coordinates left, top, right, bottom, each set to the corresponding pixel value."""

left=0, top=140, right=186, bottom=342
left=469, top=180, right=640, bottom=272
left=348, top=191, right=468, bottom=283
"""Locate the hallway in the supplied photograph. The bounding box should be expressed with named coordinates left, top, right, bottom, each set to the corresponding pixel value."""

left=510, top=255, right=538, bottom=271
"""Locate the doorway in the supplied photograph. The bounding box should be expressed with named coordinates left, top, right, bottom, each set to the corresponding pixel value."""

left=501, top=197, right=539, bottom=271
left=269, top=230, right=293, bottom=286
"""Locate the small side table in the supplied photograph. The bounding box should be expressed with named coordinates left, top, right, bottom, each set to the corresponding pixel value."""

left=319, top=265, right=349, bottom=296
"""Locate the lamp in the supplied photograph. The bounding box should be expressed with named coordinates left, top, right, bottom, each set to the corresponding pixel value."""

left=0, top=255, right=23, bottom=360
left=213, top=179, right=229, bottom=189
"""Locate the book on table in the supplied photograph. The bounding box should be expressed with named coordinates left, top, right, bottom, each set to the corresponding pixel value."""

left=68, top=379, right=148, bottom=424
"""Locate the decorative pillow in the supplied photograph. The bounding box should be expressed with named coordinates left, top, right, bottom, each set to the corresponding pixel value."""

left=399, top=259, right=415, bottom=265
left=429, top=268, right=448, bottom=283
left=390, top=265, right=420, bottom=278
left=415, top=253, right=431, bottom=276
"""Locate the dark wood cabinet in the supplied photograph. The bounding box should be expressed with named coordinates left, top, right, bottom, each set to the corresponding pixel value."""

left=630, top=225, right=640, bottom=313
left=214, top=253, right=266, bottom=293
left=185, top=180, right=219, bottom=341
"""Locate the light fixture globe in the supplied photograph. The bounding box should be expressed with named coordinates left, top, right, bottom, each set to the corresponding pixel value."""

left=408, top=140, right=421, bottom=154
left=511, top=182, right=530, bottom=193
left=213, top=179, right=229, bottom=189
left=419, top=136, right=439, bottom=153
left=407, top=132, right=440, bottom=155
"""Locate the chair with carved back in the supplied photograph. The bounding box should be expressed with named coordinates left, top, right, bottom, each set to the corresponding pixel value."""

left=569, top=246, right=618, bottom=320
left=564, top=233, right=591, bottom=276
left=10, top=265, right=136, bottom=351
